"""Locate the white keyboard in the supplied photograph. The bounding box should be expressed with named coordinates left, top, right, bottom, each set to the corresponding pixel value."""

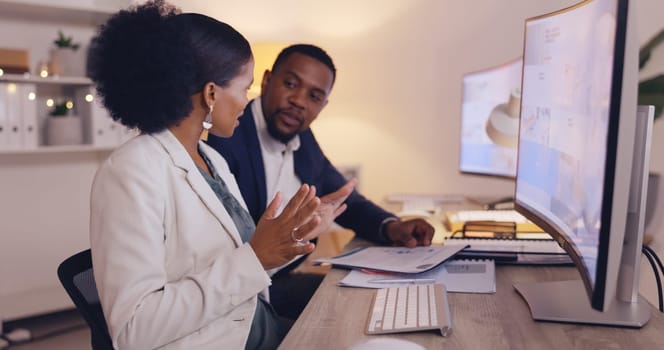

left=366, top=284, right=452, bottom=336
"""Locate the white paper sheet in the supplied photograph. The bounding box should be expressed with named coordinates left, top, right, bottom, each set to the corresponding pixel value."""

left=338, top=259, right=496, bottom=294
left=313, top=245, right=467, bottom=273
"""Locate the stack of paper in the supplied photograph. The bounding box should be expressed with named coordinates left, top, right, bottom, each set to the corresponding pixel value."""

left=314, top=245, right=496, bottom=294
left=338, top=259, right=496, bottom=294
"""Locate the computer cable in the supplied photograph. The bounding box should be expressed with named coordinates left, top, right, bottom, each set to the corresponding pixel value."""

left=0, top=320, right=87, bottom=348
left=23, top=323, right=87, bottom=344
left=643, top=245, right=664, bottom=281
left=0, top=328, right=31, bottom=347
left=642, top=245, right=663, bottom=312
left=643, top=245, right=664, bottom=312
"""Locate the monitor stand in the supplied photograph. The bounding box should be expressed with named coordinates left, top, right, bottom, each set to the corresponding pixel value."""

left=513, top=280, right=650, bottom=328
left=513, top=105, right=655, bottom=328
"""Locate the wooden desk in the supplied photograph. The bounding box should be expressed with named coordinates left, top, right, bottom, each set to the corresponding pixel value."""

left=279, top=238, right=664, bottom=350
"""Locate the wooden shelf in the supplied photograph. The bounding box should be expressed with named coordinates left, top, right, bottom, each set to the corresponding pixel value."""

left=0, top=0, right=128, bottom=26
left=0, top=144, right=114, bottom=155
left=0, top=73, right=93, bottom=86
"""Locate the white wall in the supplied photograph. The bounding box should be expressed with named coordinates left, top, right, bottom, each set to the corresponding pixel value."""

left=171, top=0, right=664, bottom=204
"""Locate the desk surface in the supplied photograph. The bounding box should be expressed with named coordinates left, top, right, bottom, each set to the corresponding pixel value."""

left=279, top=238, right=664, bottom=350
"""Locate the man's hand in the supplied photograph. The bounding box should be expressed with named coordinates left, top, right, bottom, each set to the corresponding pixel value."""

left=384, top=218, right=434, bottom=248
left=302, top=178, right=357, bottom=241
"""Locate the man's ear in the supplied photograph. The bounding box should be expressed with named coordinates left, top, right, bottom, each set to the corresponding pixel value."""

left=260, top=70, right=272, bottom=92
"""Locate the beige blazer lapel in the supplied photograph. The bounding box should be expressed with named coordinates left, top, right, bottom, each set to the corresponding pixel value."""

left=151, top=130, right=244, bottom=247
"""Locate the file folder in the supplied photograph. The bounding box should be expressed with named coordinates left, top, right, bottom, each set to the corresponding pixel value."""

left=20, top=84, right=38, bottom=149
left=0, top=83, right=8, bottom=149
left=4, top=82, right=21, bottom=149
left=76, top=87, right=117, bottom=147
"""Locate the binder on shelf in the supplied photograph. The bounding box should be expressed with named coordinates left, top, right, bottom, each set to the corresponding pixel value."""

left=76, top=87, right=118, bottom=147
left=4, top=82, right=21, bottom=149
left=0, top=83, right=8, bottom=149
left=20, top=84, right=38, bottom=149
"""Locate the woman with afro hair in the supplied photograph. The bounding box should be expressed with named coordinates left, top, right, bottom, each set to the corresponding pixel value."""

left=87, top=1, right=324, bottom=349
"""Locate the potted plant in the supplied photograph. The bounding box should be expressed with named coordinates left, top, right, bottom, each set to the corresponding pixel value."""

left=45, top=100, right=83, bottom=146
left=48, top=30, right=85, bottom=76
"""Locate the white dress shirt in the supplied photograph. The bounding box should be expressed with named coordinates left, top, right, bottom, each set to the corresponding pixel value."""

left=252, top=99, right=305, bottom=275
left=252, top=98, right=303, bottom=217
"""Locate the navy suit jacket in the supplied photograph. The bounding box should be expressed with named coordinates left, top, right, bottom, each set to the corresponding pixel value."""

left=206, top=101, right=394, bottom=243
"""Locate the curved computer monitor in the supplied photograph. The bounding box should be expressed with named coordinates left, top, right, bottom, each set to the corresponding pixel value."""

left=459, top=58, right=522, bottom=179
left=513, top=0, right=652, bottom=327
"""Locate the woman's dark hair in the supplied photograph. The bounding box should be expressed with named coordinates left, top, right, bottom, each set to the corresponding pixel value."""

left=87, top=0, right=252, bottom=133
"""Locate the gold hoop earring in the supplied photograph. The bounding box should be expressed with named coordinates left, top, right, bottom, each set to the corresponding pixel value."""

left=200, top=105, right=213, bottom=141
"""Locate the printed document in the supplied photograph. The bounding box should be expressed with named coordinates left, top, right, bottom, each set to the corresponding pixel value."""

left=313, top=245, right=467, bottom=274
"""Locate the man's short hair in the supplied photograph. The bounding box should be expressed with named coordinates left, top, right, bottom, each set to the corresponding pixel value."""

left=272, top=44, right=336, bottom=85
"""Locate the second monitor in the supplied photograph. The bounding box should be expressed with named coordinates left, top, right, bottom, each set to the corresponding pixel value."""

left=459, top=57, right=523, bottom=179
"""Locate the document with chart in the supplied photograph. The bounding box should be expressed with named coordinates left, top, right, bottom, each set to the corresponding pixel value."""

left=339, top=259, right=496, bottom=294
left=314, top=245, right=467, bottom=273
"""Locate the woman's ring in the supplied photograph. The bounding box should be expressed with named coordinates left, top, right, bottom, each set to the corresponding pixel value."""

left=291, top=227, right=304, bottom=243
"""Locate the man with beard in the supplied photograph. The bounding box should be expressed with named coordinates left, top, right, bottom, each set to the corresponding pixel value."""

left=206, top=44, right=434, bottom=320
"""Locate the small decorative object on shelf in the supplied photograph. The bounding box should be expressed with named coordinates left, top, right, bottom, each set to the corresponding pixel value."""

left=48, top=30, right=85, bottom=77
left=37, top=61, right=49, bottom=78
left=46, top=99, right=83, bottom=146
left=0, top=48, right=30, bottom=74
left=53, top=30, right=81, bottom=51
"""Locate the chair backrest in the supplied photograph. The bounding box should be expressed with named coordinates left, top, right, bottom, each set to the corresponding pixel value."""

left=57, top=249, right=114, bottom=350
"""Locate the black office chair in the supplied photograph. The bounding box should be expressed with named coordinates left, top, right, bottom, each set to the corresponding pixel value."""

left=57, top=249, right=113, bottom=350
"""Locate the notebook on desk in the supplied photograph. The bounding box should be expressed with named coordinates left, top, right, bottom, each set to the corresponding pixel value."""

left=444, top=237, right=573, bottom=265
left=444, top=209, right=545, bottom=233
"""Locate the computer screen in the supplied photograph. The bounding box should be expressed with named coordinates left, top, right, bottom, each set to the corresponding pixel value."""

left=459, top=58, right=522, bottom=178
left=513, top=0, right=651, bottom=327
